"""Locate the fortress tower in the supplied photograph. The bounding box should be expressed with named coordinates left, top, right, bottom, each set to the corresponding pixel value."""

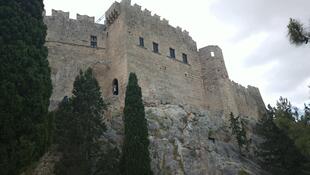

left=199, top=46, right=238, bottom=115
left=44, top=0, right=265, bottom=118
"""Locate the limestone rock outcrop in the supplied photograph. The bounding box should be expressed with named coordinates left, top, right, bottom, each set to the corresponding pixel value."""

left=32, top=104, right=267, bottom=175
left=104, top=104, right=267, bottom=175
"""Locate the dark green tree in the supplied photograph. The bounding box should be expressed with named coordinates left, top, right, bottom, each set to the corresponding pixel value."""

left=300, top=104, right=310, bottom=126
left=54, top=68, right=107, bottom=175
left=257, top=105, right=308, bottom=175
left=287, top=18, right=310, bottom=45
left=272, top=98, right=310, bottom=157
left=0, top=0, right=52, bottom=174
left=120, top=73, right=153, bottom=175
left=94, top=144, right=121, bottom=175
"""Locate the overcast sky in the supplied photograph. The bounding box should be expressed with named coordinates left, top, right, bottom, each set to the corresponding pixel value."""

left=44, top=0, right=310, bottom=108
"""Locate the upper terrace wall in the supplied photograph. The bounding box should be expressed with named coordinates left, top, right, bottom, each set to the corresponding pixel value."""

left=124, top=1, right=197, bottom=52
left=44, top=10, right=106, bottom=48
left=120, top=0, right=205, bottom=107
left=44, top=10, right=109, bottom=110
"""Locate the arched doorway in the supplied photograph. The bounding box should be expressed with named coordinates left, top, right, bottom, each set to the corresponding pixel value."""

left=112, top=79, right=119, bottom=95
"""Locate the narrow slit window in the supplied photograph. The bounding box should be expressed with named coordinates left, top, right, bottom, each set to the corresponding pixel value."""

left=169, top=48, right=175, bottom=58
left=153, top=42, right=159, bottom=53
left=139, top=37, right=144, bottom=47
left=182, top=53, right=188, bottom=64
left=112, top=79, right=119, bottom=96
left=90, top=35, right=97, bottom=48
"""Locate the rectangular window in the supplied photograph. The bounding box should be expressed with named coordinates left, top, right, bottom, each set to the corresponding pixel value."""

left=182, top=53, right=188, bottom=64
left=169, top=48, right=175, bottom=58
left=139, top=37, right=144, bottom=47
left=90, top=35, right=97, bottom=48
left=211, top=51, right=215, bottom=57
left=153, top=42, right=159, bottom=53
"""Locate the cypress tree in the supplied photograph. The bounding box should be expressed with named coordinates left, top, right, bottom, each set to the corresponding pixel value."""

left=120, top=73, right=153, bottom=175
left=54, top=68, right=107, bottom=175
left=0, top=0, right=52, bottom=174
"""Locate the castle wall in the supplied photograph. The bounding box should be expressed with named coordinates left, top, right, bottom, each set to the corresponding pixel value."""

left=199, top=46, right=239, bottom=115
left=103, top=1, right=129, bottom=106
left=44, top=0, right=266, bottom=118
left=230, top=82, right=266, bottom=118
left=199, top=46, right=265, bottom=118
left=122, top=0, right=205, bottom=107
left=44, top=10, right=109, bottom=110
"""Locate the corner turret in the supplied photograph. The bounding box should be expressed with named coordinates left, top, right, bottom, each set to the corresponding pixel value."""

left=199, top=45, right=238, bottom=115
left=199, top=45, right=229, bottom=80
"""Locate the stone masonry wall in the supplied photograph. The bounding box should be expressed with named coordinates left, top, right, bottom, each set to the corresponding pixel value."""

left=199, top=46, right=238, bottom=115
left=199, top=46, right=265, bottom=118
left=44, top=10, right=108, bottom=110
left=123, top=1, right=205, bottom=108
left=45, top=0, right=266, bottom=119
left=230, top=81, right=266, bottom=118
left=103, top=1, right=128, bottom=105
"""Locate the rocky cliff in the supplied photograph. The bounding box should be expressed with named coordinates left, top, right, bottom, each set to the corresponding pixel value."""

left=105, top=104, right=266, bottom=175
left=32, top=104, right=267, bottom=175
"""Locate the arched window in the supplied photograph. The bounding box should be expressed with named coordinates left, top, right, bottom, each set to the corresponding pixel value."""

left=112, top=79, right=119, bottom=95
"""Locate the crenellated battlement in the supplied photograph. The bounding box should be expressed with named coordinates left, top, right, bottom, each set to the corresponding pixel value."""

left=105, top=2, right=121, bottom=25
left=100, top=0, right=196, bottom=48
left=230, top=80, right=247, bottom=91
left=77, top=14, right=94, bottom=23
left=230, top=80, right=261, bottom=94
left=123, top=1, right=195, bottom=46
left=133, top=3, right=141, bottom=11
left=51, top=9, right=69, bottom=19
left=143, top=8, right=151, bottom=16
left=44, top=9, right=106, bottom=49
left=47, top=9, right=99, bottom=24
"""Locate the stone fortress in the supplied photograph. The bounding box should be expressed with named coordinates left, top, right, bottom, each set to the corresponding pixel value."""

left=44, top=0, right=265, bottom=118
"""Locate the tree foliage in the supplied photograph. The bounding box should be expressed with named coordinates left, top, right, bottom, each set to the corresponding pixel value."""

left=287, top=18, right=310, bottom=45
left=0, top=0, right=52, bottom=174
left=229, top=113, right=249, bottom=153
left=120, top=73, right=153, bottom=175
left=54, top=68, right=107, bottom=175
left=94, top=144, right=121, bottom=175
left=273, top=97, right=310, bottom=157
left=257, top=98, right=310, bottom=175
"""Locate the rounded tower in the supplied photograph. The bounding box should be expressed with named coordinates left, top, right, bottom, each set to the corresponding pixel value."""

left=199, top=45, right=238, bottom=115
left=199, top=45, right=228, bottom=81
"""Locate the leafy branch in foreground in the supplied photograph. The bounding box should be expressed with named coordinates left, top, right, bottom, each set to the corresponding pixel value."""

left=287, top=18, right=310, bottom=45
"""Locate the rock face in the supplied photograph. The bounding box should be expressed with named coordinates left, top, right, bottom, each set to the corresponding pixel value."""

left=28, top=147, right=61, bottom=175
left=34, top=105, right=266, bottom=175
left=104, top=104, right=266, bottom=175
left=32, top=104, right=266, bottom=175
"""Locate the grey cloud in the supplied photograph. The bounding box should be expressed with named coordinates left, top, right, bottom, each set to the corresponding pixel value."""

left=210, top=0, right=310, bottom=38
left=209, top=0, right=310, bottom=107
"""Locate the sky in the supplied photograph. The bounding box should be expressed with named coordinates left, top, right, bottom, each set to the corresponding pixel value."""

left=43, top=0, right=310, bottom=108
